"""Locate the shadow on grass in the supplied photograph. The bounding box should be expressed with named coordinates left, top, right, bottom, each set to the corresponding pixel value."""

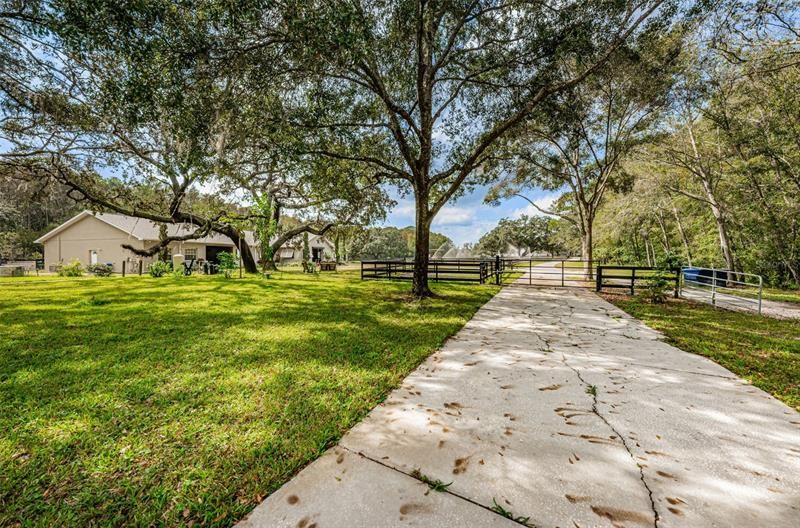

left=0, top=272, right=499, bottom=526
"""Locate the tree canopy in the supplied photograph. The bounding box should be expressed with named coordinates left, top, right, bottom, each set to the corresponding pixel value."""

left=3, top=0, right=796, bottom=291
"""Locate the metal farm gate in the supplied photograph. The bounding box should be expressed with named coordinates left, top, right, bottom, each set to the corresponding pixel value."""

left=499, top=258, right=600, bottom=288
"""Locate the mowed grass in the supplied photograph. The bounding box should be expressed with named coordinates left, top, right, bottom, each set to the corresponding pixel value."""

left=0, top=270, right=501, bottom=526
left=737, top=286, right=800, bottom=305
left=604, top=294, right=800, bottom=410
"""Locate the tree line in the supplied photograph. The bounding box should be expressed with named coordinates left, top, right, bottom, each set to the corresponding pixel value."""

left=476, top=215, right=565, bottom=257
left=481, top=2, right=799, bottom=287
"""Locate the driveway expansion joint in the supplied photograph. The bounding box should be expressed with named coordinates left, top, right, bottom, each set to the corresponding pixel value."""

left=338, top=445, right=538, bottom=527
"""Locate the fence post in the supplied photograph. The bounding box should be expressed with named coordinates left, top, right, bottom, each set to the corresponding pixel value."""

left=561, top=260, right=565, bottom=287
left=595, top=266, right=602, bottom=292
left=711, top=269, right=717, bottom=306
left=495, top=255, right=500, bottom=285
left=360, top=261, right=364, bottom=280
left=757, top=275, right=763, bottom=315
left=673, top=268, right=679, bottom=298
left=630, top=268, right=636, bottom=295
left=122, top=261, right=126, bottom=277
left=529, top=259, right=532, bottom=285
left=435, top=261, right=439, bottom=282
left=138, top=261, right=143, bottom=275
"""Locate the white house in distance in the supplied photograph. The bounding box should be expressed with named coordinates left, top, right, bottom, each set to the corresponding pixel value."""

left=35, top=210, right=335, bottom=272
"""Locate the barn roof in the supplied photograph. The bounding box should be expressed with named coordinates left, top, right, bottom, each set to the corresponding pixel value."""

left=34, top=210, right=256, bottom=246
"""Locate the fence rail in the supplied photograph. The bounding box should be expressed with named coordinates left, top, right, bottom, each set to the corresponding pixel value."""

left=361, top=257, right=602, bottom=286
left=681, top=267, right=763, bottom=315
left=361, top=258, right=502, bottom=284
left=596, top=266, right=680, bottom=297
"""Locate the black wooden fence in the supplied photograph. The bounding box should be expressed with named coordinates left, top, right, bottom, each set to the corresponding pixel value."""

left=361, top=257, right=505, bottom=284
left=596, top=266, right=680, bottom=297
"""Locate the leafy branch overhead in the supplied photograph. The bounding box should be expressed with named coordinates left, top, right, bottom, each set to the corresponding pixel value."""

left=1, top=0, right=717, bottom=294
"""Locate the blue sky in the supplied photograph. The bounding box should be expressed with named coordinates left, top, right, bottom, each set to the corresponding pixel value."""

left=380, top=186, right=558, bottom=246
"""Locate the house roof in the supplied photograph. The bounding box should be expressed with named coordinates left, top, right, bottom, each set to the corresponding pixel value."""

left=35, top=210, right=257, bottom=246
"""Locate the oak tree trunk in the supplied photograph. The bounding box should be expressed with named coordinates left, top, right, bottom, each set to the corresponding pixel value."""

left=220, top=226, right=258, bottom=273
left=580, top=217, right=594, bottom=280
left=412, top=196, right=433, bottom=298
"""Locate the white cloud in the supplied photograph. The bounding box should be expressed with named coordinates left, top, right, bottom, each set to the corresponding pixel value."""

left=432, top=206, right=475, bottom=226
left=392, top=202, right=416, bottom=218
left=511, top=193, right=559, bottom=219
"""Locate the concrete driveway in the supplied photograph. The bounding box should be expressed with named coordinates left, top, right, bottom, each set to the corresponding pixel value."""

left=238, top=284, right=800, bottom=528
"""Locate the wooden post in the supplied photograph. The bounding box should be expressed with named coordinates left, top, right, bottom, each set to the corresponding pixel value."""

left=122, top=261, right=126, bottom=277
left=711, top=269, right=717, bottom=306
left=138, top=261, right=143, bottom=275
left=673, top=268, right=680, bottom=298
left=495, top=255, right=500, bottom=285
left=630, top=268, right=636, bottom=295
left=596, top=266, right=602, bottom=292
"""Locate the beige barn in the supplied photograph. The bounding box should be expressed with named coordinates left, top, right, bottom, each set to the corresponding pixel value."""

left=35, top=210, right=335, bottom=272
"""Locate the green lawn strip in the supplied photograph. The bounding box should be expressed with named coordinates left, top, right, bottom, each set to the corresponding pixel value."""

left=726, top=286, right=800, bottom=305
left=554, top=260, right=590, bottom=269
left=603, top=294, right=800, bottom=411
left=761, top=288, right=800, bottom=305
left=0, top=270, right=501, bottom=526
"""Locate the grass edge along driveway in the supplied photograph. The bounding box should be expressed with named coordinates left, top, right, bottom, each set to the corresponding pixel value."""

left=0, top=271, right=501, bottom=527
left=604, top=294, right=800, bottom=411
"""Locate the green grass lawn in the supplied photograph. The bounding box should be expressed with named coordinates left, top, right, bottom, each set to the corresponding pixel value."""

left=603, top=294, right=800, bottom=411
left=0, top=270, right=501, bottom=526
left=761, top=288, right=800, bottom=304
left=734, top=286, right=800, bottom=305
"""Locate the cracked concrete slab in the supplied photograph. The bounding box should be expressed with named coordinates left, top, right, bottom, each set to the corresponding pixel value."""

left=237, top=446, right=520, bottom=528
left=239, top=282, right=800, bottom=528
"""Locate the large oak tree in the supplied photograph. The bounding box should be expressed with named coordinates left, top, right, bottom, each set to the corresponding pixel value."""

left=486, top=32, right=684, bottom=277
left=273, top=0, right=694, bottom=296
left=1, top=1, right=390, bottom=272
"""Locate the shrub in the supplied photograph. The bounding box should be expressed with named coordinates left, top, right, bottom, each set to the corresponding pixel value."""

left=643, top=270, right=670, bottom=304
left=88, top=264, right=113, bottom=277
left=643, top=254, right=680, bottom=304
left=148, top=260, right=171, bottom=278
left=58, top=259, right=83, bottom=277
left=217, top=251, right=237, bottom=278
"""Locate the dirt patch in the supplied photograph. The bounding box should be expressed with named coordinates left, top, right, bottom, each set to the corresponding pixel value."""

left=399, top=502, right=432, bottom=515
left=591, top=505, right=652, bottom=526
left=539, top=384, right=563, bottom=391
left=565, top=494, right=591, bottom=503
left=452, top=457, right=470, bottom=475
